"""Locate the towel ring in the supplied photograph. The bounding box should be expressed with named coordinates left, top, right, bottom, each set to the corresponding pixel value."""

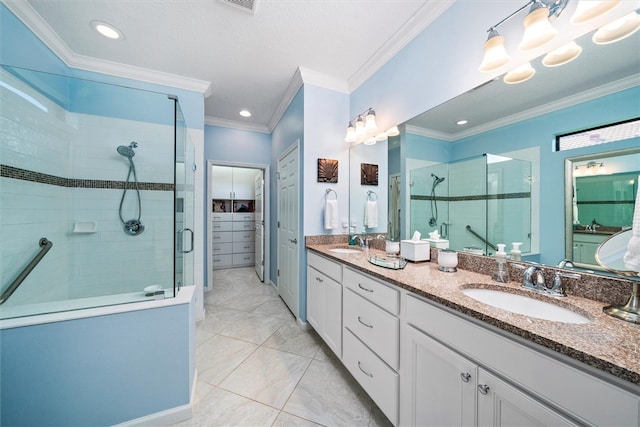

left=367, top=190, right=378, bottom=201
left=325, top=188, right=337, bottom=200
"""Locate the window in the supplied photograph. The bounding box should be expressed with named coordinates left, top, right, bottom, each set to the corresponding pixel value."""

left=555, top=118, right=640, bottom=151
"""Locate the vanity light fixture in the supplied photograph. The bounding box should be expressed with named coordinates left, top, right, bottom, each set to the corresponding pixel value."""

left=504, top=62, right=536, bottom=84
left=518, top=1, right=559, bottom=52
left=570, top=0, right=620, bottom=25
left=542, top=40, right=582, bottom=67
left=345, top=108, right=397, bottom=144
left=592, top=11, right=640, bottom=45
left=91, top=20, right=124, bottom=40
left=479, top=29, right=511, bottom=72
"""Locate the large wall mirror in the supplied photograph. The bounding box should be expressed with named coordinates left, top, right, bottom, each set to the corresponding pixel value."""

left=348, top=19, right=639, bottom=277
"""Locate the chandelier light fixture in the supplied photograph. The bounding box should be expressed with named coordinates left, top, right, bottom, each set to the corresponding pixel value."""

left=479, top=0, right=636, bottom=84
left=345, top=108, right=398, bottom=145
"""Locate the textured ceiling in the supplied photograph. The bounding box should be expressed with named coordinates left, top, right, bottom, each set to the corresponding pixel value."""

left=21, top=0, right=447, bottom=131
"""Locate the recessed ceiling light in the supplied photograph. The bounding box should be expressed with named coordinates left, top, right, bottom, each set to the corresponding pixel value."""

left=457, top=120, right=468, bottom=125
left=239, top=110, right=251, bottom=117
left=91, top=20, right=124, bottom=40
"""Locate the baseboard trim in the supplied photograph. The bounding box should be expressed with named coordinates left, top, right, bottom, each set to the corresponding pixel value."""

left=116, top=370, right=197, bottom=426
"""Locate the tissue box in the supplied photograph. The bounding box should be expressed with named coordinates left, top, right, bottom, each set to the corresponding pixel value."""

left=424, top=238, right=449, bottom=249
left=401, top=240, right=430, bottom=262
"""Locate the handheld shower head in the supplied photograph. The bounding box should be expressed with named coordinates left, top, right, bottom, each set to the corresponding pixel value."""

left=431, top=173, right=445, bottom=185
left=116, top=142, right=138, bottom=158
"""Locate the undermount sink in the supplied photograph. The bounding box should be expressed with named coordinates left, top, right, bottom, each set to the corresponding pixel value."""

left=329, top=247, right=362, bottom=254
left=461, top=287, right=592, bottom=324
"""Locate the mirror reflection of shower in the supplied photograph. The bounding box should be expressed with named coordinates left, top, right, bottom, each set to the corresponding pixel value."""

left=428, top=173, right=445, bottom=227
left=116, top=142, right=144, bottom=236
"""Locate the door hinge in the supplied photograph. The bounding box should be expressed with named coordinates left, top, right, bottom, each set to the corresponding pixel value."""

left=278, top=221, right=280, bottom=228
left=277, top=269, right=280, bottom=277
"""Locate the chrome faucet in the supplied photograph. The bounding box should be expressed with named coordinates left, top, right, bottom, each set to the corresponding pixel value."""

left=522, top=265, right=546, bottom=291
left=548, top=271, right=581, bottom=297
left=556, top=259, right=575, bottom=269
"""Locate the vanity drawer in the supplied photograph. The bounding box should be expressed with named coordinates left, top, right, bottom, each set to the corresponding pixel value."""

left=233, top=241, right=254, bottom=253
left=212, top=212, right=233, bottom=222
left=233, top=252, right=254, bottom=265
left=232, top=221, right=255, bottom=231
left=212, top=242, right=233, bottom=255
left=211, top=231, right=233, bottom=243
left=233, top=212, right=255, bottom=222
left=308, top=251, right=342, bottom=283
left=233, top=231, right=254, bottom=242
left=344, top=288, right=399, bottom=370
left=343, top=267, right=399, bottom=315
left=212, top=254, right=233, bottom=268
left=343, top=328, right=398, bottom=425
left=211, top=221, right=233, bottom=232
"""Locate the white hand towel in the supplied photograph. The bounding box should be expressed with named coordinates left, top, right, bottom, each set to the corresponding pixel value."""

left=364, top=200, right=378, bottom=228
left=623, top=176, right=640, bottom=272
left=324, top=199, right=339, bottom=229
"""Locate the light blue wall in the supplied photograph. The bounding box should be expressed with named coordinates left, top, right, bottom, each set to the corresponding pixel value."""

left=1, top=303, right=193, bottom=426
left=271, top=87, right=304, bottom=286
left=450, top=87, right=640, bottom=264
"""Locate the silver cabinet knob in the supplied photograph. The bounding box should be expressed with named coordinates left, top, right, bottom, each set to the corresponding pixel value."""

left=478, top=384, right=490, bottom=395
left=460, top=372, right=471, bottom=383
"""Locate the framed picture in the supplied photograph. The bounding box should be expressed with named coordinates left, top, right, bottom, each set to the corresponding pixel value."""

left=361, top=163, right=378, bottom=186
left=317, top=158, right=339, bottom=183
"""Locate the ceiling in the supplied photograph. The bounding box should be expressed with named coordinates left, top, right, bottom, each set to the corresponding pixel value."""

left=9, top=0, right=451, bottom=132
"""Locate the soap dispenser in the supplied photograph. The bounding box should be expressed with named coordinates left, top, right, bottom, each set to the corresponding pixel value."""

left=348, top=226, right=357, bottom=245
left=510, top=242, right=522, bottom=261
left=493, top=243, right=510, bottom=283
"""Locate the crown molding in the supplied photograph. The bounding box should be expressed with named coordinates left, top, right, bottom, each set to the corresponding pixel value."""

left=449, top=75, right=640, bottom=141
left=347, top=0, right=454, bottom=92
left=298, top=67, right=350, bottom=93
left=2, top=0, right=212, bottom=96
left=403, top=124, right=454, bottom=142
left=205, top=116, right=270, bottom=134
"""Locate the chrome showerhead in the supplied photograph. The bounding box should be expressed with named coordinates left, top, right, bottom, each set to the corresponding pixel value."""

left=431, top=173, right=445, bottom=185
left=116, top=142, right=138, bottom=158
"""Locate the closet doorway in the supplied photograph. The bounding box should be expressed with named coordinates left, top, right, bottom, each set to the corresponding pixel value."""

left=207, top=161, right=269, bottom=291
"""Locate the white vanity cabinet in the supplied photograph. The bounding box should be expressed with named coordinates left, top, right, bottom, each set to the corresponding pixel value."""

left=342, top=267, right=400, bottom=425
left=402, top=294, right=640, bottom=427
left=306, top=252, right=343, bottom=357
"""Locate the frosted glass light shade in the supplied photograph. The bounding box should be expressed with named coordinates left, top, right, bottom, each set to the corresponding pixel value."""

left=519, top=6, right=558, bottom=51
left=479, top=31, right=510, bottom=72
left=386, top=126, right=400, bottom=136
left=345, top=122, right=357, bottom=142
left=542, top=41, right=583, bottom=67
left=355, top=116, right=366, bottom=137
left=570, top=1, right=620, bottom=25
left=593, top=12, right=640, bottom=44
left=365, top=110, right=377, bottom=132
left=364, top=137, right=376, bottom=146
left=504, top=62, right=536, bottom=84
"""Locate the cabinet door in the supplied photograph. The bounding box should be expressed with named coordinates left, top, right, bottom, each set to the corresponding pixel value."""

left=323, top=274, right=342, bottom=357
left=306, top=266, right=322, bottom=331
left=232, top=167, right=257, bottom=200
left=401, top=324, right=476, bottom=427
left=476, top=368, right=577, bottom=427
left=211, top=166, right=233, bottom=199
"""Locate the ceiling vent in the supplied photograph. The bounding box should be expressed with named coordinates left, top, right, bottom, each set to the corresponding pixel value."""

left=221, top=0, right=259, bottom=14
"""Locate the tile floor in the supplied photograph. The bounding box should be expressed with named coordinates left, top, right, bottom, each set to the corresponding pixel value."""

left=176, top=267, right=392, bottom=427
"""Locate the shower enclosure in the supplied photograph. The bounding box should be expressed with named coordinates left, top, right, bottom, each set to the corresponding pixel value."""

left=410, top=154, right=531, bottom=255
left=0, top=65, right=194, bottom=319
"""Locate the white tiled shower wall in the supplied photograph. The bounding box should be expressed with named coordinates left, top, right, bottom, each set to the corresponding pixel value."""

left=1, top=70, right=176, bottom=306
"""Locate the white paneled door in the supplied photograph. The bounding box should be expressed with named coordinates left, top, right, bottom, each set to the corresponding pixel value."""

left=254, top=170, right=264, bottom=281
left=278, top=143, right=299, bottom=318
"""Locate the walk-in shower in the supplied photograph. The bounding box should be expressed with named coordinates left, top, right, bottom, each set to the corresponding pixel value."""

left=0, top=65, right=194, bottom=319
left=117, top=141, right=144, bottom=236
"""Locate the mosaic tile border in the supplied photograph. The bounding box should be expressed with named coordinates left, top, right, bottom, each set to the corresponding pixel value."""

left=1, top=165, right=174, bottom=191
left=411, top=192, right=531, bottom=202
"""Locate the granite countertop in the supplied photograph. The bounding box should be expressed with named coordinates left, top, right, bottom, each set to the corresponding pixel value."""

left=306, top=243, right=640, bottom=388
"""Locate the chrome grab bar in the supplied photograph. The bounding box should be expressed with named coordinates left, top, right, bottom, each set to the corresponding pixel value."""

left=465, top=225, right=498, bottom=251
left=1, top=237, right=52, bottom=305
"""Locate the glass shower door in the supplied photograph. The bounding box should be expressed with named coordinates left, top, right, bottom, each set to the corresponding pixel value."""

left=174, top=101, right=194, bottom=293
